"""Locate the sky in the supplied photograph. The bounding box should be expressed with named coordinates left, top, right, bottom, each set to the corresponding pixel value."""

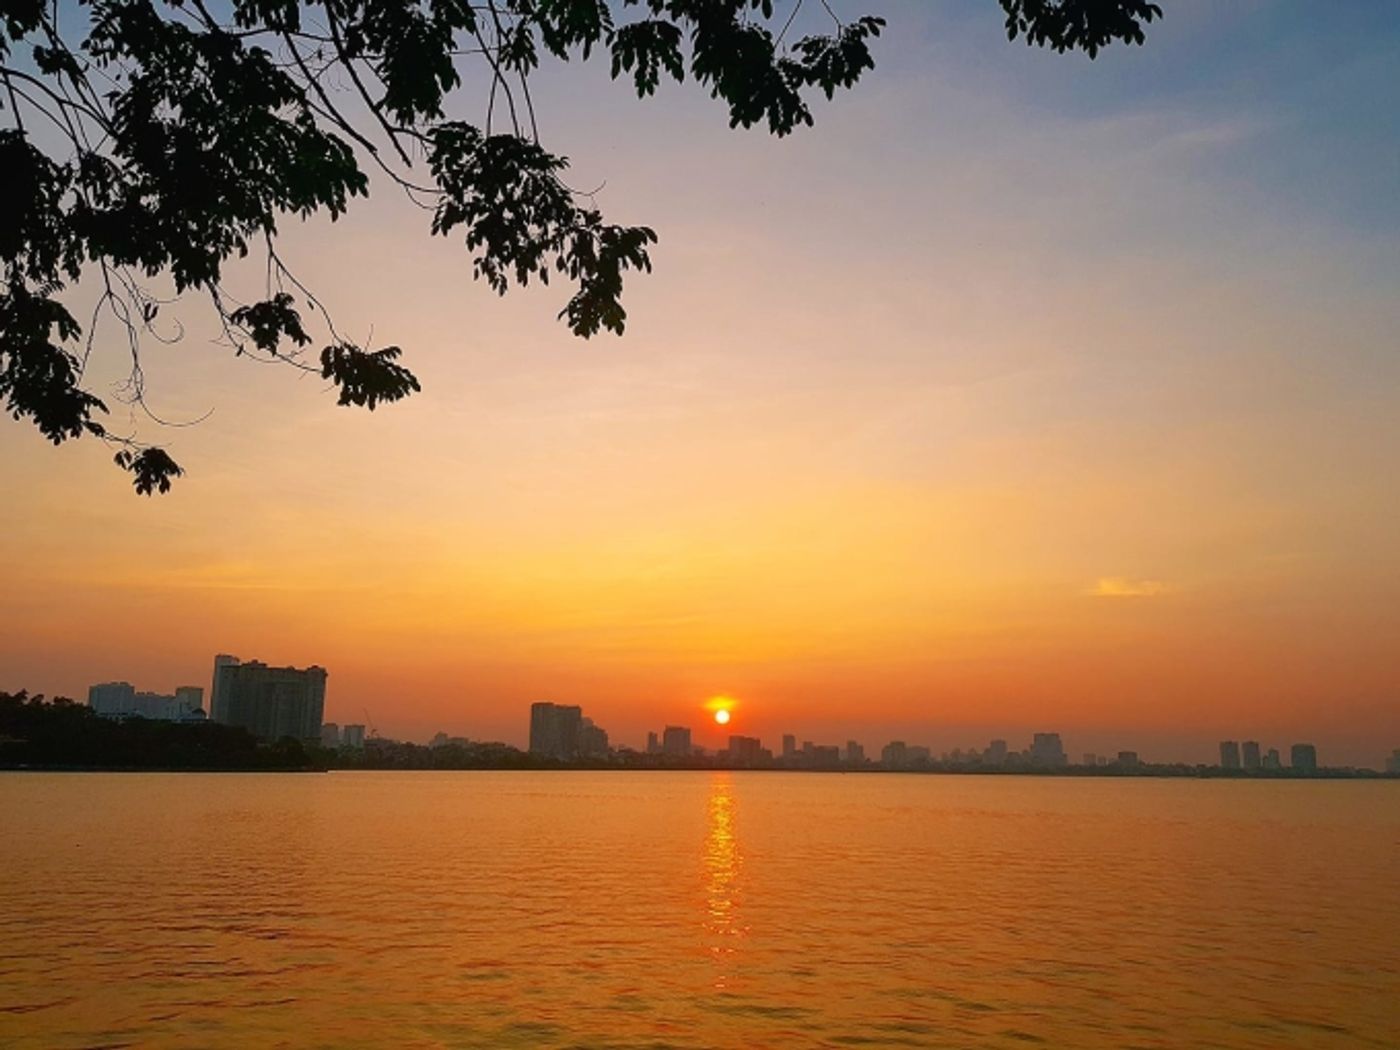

left=2, top=1, right=1398, bottom=765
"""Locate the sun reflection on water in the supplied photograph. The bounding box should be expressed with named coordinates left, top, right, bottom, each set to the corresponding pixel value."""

left=703, top=774, right=746, bottom=989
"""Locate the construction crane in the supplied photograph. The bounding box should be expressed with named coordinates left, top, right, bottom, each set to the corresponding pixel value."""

left=362, top=708, right=379, bottom=740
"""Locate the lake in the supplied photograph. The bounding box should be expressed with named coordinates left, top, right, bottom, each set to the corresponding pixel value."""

left=1, top=772, right=1396, bottom=1048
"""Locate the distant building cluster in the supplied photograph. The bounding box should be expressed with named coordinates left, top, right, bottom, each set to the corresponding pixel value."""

left=1218, top=739, right=1317, bottom=774
left=515, top=712, right=1389, bottom=776
left=87, top=682, right=206, bottom=723
left=623, top=724, right=1166, bottom=773
left=85, top=653, right=329, bottom=747
left=321, top=722, right=367, bottom=749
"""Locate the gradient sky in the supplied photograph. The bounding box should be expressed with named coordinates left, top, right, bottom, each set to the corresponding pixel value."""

left=3, top=1, right=1398, bottom=764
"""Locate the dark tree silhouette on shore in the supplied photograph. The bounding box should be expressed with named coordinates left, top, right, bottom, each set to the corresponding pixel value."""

left=1, top=1, right=1160, bottom=492
left=0, top=689, right=315, bottom=769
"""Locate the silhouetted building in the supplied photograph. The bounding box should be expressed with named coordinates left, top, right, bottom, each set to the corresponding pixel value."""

left=1220, top=740, right=1241, bottom=770
left=1291, top=743, right=1318, bottom=774
left=88, top=681, right=135, bottom=716
left=579, top=718, right=609, bottom=758
left=209, top=654, right=240, bottom=723
left=430, top=731, right=470, bottom=749
left=1242, top=740, right=1261, bottom=770
left=1386, top=749, right=1400, bottom=774
left=321, top=723, right=341, bottom=748
left=1082, top=753, right=1098, bottom=767
left=782, top=734, right=797, bottom=759
left=727, top=735, right=765, bottom=767
left=88, top=681, right=205, bottom=722
left=129, top=692, right=169, bottom=719
left=810, top=744, right=841, bottom=768
left=341, top=723, right=366, bottom=749
left=662, top=725, right=692, bottom=757
left=530, top=702, right=583, bottom=760
left=1030, top=733, right=1067, bottom=768
left=846, top=740, right=865, bottom=764
left=214, top=660, right=327, bottom=743
left=174, top=685, right=204, bottom=714
left=984, top=739, right=1008, bottom=766
left=881, top=740, right=909, bottom=769
left=646, top=731, right=660, bottom=755
left=1116, top=751, right=1140, bottom=768
left=1263, top=747, right=1281, bottom=770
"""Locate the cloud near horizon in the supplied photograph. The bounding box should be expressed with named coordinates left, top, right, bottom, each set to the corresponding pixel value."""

left=1090, top=578, right=1171, bottom=599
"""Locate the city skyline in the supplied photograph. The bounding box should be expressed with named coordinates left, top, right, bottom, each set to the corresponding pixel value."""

left=38, top=653, right=1397, bottom=771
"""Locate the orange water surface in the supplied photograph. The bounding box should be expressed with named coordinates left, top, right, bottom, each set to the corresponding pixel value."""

left=2, top=771, right=1397, bottom=1048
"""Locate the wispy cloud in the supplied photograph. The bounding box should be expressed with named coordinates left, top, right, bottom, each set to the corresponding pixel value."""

left=1090, top=577, right=1171, bottom=598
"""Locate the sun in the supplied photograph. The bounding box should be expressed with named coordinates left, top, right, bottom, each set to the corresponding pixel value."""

left=704, top=694, right=738, bottom=726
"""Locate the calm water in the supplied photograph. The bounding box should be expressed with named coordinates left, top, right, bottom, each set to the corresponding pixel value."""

left=1, top=772, right=1397, bottom=1049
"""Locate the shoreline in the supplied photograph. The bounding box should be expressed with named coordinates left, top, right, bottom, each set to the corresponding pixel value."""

left=2, top=763, right=1392, bottom=778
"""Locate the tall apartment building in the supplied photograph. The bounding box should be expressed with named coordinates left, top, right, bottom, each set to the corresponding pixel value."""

left=846, top=740, right=866, bottom=764
left=1290, top=743, right=1318, bottom=775
left=529, top=702, right=583, bottom=760
left=1220, top=740, right=1242, bottom=769
left=209, top=654, right=241, bottom=723
left=211, top=657, right=327, bottom=743
left=1242, top=740, right=1262, bottom=770
left=1030, top=732, right=1068, bottom=768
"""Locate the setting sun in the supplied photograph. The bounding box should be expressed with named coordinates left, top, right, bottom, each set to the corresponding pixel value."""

left=705, top=696, right=738, bottom=725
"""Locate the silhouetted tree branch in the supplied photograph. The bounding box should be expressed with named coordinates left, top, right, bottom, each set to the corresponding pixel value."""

left=0, top=0, right=1159, bottom=493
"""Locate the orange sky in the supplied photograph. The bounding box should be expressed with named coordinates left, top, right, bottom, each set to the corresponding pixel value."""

left=2, top=4, right=1398, bottom=765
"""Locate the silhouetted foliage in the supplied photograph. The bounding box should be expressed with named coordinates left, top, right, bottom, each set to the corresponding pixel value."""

left=0, top=689, right=318, bottom=769
left=0, top=1, right=1159, bottom=491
